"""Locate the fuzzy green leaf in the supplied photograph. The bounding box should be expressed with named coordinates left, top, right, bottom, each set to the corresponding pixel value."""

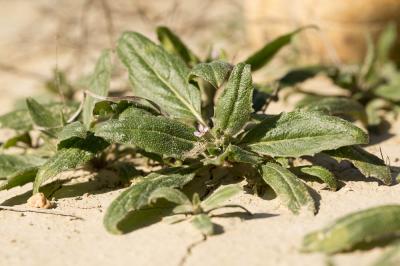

left=201, top=185, right=241, bottom=212
left=149, top=187, right=191, bottom=206
left=0, top=109, right=33, bottom=131
left=188, top=60, right=232, bottom=89
left=300, top=165, right=337, bottom=191
left=33, top=134, right=109, bottom=193
left=117, top=31, right=202, bottom=124
left=213, top=63, right=253, bottom=136
left=191, top=214, right=214, bottom=235
left=302, top=205, right=400, bottom=254
left=95, top=107, right=199, bottom=159
left=82, top=50, right=112, bottom=128
left=0, top=167, right=38, bottom=191
left=377, top=22, right=397, bottom=64
left=374, top=80, right=400, bottom=102
left=0, top=154, right=45, bottom=177
left=156, top=26, right=199, bottom=66
left=242, top=111, right=368, bottom=157
left=261, top=162, right=315, bottom=214
left=245, top=27, right=313, bottom=71
left=26, top=98, right=63, bottom=129
left=103, top=167, right=196, bottom=234
left=325, top=146, right=391, bottom=185
left=58, top=121, right=87, bottom=143
left=225, top=145, right=263, bottom=164
left=297, top=97, right=368, bottom=125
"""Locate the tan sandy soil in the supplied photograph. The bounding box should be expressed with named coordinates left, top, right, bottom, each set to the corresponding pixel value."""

left=0, top=1, right=399, bottom=266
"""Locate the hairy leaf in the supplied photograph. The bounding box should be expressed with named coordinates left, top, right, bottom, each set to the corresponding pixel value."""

left=188, top=60, right=232, bottom=89
left=156, top=26, right=199, bottom=66
left=0, top=167, right=38, bottom=191
left=213, top=63, right=253, bottom=136
left=241, top=111, right=368, bottom=157
left=117, top=31, right=202, bottom=124
left=191, top=214, right=214, bottom=235
left=297, top=97, right=368, bottom=125
left=261, top=162, right=315, bottom=214
left=26, top=98, right=63, bottom=129
left=95, top=107, right=199, bottom=159
left=325, top=146, right=391, bottom=185
left=300, top=165, right=337, bottom=191
left=58, top=121, right=87, bottom=143
left=225, top=145, right=263, bottom=164
left=149, top=187, right=191, bottom=206
left=245, top=27, right=313, bottom=71
left=103, top=167, right=196, bottom=234
left=302, top=205, right=400, bottom=254
left=33, top=134, right=109, bottom=193
left=82, top=50, right=112, bottom=128
left=201, top=185, right=241, bottom=212
left=0, top=109, right=33, bottom=131
left=0, top=154, right=45, bottom=177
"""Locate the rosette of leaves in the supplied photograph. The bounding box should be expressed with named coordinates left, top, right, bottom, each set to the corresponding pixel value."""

left=0, top=27, right=391, bottom=236
left=278, top=23, right=400, bottom=131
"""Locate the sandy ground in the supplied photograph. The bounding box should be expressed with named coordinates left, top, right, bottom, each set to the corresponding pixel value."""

left=0, top=1, right=399, bottom=266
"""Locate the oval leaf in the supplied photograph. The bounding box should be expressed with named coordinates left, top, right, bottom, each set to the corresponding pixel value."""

left=300, top=165, right=337, bottom=191
left=325, top=146, right=391, bottom=185
left=302, top=205, right=400, bottom=254
left=241, top=111, right=368, bottom=157
left=201, top=184, right=241, bottom=212
left=188, top=60, right=232, bottom=89
left=82, top=49, right=112, bottom=128
left=148, top=187, right=191, bottom=206
left=95, top=107, right=199, bottom=159
left=191, top=214, right=214, bottom=235
left=261, top=162, right=315, bottom=214
left=103, top=167, right=195, bottom=234
left=213, top=63, right=253, bottom=136
left=117, top=31, right=202, bottom=124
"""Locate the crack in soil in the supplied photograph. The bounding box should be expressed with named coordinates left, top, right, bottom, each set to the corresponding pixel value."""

left=178, top=235, right=207, bottom=266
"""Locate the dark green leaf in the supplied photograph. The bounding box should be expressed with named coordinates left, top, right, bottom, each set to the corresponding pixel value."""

left=245, top=26, right=314, bottom=71
left=82, top=50, right=112, bottom=128
left=279, top=66, right=329, bottom=87
left=2, top=132, right=31, bottom=149
left=95, top=107, right=199, bottom=159
left=325, top=146, right=391, bottom=185
left=188, top=60, right=232, bottom=89
left=0, top=167, right=38, bottom=191
left=58, top=121, right=87, bottom=143
left=213, top=63, right=253, bottom=136
left=156, top=26, right=199, bottom=66
left=241, top=111, right=368, bottom=157
left=302, top=205, right=400, bottom=254
left=261, top=162, right=315, bottom=214
left=117, top=31, right=203, bottom=124
left=33, top=134, right=109, bottom=193
left=300, top=165, right=337, bottom=191
left=103, top=167, right=196, bottom=234
left=225, top=145, right=263, bottom=164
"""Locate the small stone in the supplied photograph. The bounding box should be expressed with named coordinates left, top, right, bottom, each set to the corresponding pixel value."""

left=27, top=193, right=52, bottom=209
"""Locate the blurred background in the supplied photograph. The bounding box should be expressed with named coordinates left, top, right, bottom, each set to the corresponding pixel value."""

left=0, top=0, right=399, bottom=112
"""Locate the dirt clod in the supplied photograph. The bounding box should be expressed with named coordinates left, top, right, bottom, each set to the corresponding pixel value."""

left=27, top=193, right=52, bottom=209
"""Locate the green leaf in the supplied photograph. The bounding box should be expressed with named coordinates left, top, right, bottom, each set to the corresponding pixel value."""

left=149, top=187, right=191, bottom=206
left=0, top=109, right=33, bottom=131
left=0, top=154, right=45, bottom=177
left=302, top=205, right=400, bottom=254
left=213, top=63, right=253, bottom=136
left=95, top=107, right=199, bottom=159
left=325, top=146, right=391, bottom=185
left=0, top=167, right=38, bottom=191
left=297, top=97, right=368, bottom=125
left=33, top=134, right=109, bottom=193
left=377, top=22, right=397, bottom=64
left=245, top=26, right=314, bottom=71
left=374, top=80, right=400, bottom=102
left=103, top=167, right=196, bottom=234
left=82, top=50, right=112, bottom=128
left=261, top=162, right=315, bottom=214
left=201, top=184, right=241, bottom=212
left=188, top=60, right=232, bottom=89
left=300, top=165, right=337, bottom=191
left=191, top=214, right=214, bottom=235
left=241, top=111, right=368, bottom=157
left=2, top=132, right=31, bottom=149
left=117, top=31, right=202, bottom=124
left=225, top=145, right=263, bottom=164
left=58, top=121, right=87, bottom=143
left=26, top=98, right=63, bottom=129
left=156, top=26, right=199, bottom=66
left=279, top=66, right=329, bottom=87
